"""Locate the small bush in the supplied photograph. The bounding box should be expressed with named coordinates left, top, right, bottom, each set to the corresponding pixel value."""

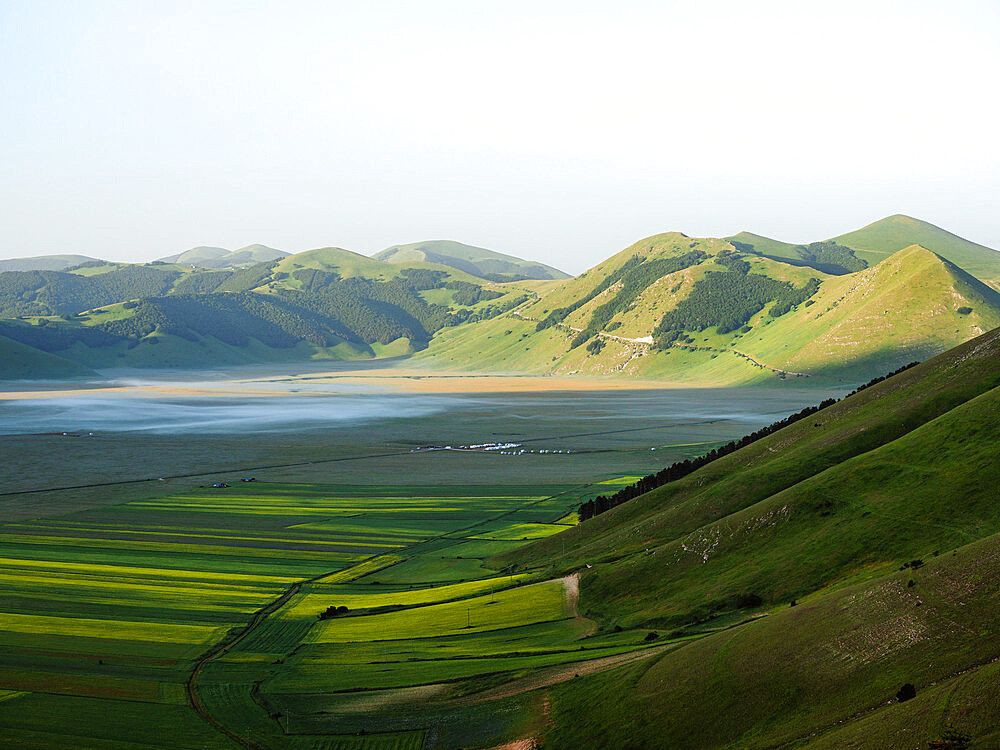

left=896, top=683, right=916, bottom=702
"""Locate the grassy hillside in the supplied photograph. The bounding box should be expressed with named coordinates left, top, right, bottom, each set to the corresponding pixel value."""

left=497, top=326, right=1000, bottom=748
left=374, top=240, right=570, bottom=280
left=0, top=254, right=101, bottom=272
left=831, top=214, right=1000, bottom=288
left=725, top=231, right=801, bottom=260
left=0, top=334, right=96, bottom=379
left=419, top=235, right=1000, bottom=384
left=156, top=244, right=288, bottom=268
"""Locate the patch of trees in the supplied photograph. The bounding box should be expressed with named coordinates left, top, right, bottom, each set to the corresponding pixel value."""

left=99, top=294, right=345, bottom=348
left=0, top=266, right=181, bottom=317
left=796, top=242, right=868, bottom=275
left=319, top=605, right=349, bottom=620
left=956, top=306, right=972, bottom=315
left=214, top=261, right=278, bottom=293
left=536, top=256, right=647, bottom=333
left=652, top=264, right=821, bottom=343
left=399, top=268, right=447, bottom=290
left=170, top=270, right=232, bottom=295
left=448, top=294, right=530, bottom=326
left=768, top=278, right=820, bottom=317
left=0, top=319, right=117, bottom=351
left=578, top=362, right=920, bottom=521
left=445, top=280, right=503, bottom=306
left=482, top=272, right=530, bottom=283
left=569, top=252, right=706, bottom=348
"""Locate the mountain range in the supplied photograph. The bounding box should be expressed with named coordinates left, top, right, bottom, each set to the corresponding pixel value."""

left=1, top=215, right=999, bottom=382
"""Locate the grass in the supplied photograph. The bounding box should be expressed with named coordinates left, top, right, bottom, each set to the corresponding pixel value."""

left=307, top=579, right=569, bottom=643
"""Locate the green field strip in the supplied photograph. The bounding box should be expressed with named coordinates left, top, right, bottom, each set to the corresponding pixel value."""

left=266, top=643, right=642, bottom=693
left=0, top=629, right=215, bottom=660
left=3, top=524, right=412, bottom=549
left=0, top=556, right=301, bottom=584
left=287, top=619, right=599, bottom=663
left=280, top=574, right=533, bottom=620
left=355, top=555, right=499, bottom=585
left=0, top=612, right=228, bottom=643
left=313, top=553, right=407, bottom=584
left=597, top=475, right=646, bottom=485
left=0, top=689, right=27, bottom=704
left=466, top=522, right=569, bottom=541
left=436, top=538, right=525, bottom=558
left=0, top=547, right=351, bottom=577
left=0, top=693, right=237, bottom=749
left=0, top=667, right=166, bottom=704
left=0, top=532, right=402, bottom=555
left=308, top=579, right=569, bottom=643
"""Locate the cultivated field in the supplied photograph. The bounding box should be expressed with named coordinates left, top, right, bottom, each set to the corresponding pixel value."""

left=0, top=480, right=670, bottom=748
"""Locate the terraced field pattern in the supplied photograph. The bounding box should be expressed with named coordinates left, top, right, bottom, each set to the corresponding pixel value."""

left=0, top=481, right=666, bottom=749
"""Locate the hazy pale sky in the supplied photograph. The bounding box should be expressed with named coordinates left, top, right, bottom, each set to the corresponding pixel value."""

left=2, top=0, right=998, bottom=273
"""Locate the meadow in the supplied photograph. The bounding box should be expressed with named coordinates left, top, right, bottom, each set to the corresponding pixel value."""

left=0, top=374, right=844, bottom=748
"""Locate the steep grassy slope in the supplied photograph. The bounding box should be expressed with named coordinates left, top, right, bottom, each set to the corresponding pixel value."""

left=831, top=214, right=1000, bottom=287
left=493, top=327, right=1000, bottom=748
left=419, top=235, right=1000, bottom=384
left=0, top=255, right=101, bottom=272
left=734, top=244, right=1000, bottom=379
left=374, top=240, right=570, bottom=280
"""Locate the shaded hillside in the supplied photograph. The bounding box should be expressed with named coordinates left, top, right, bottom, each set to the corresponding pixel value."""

left=0, top=254, right=102, bottom=272
left=419, top=235, right=1000, bottom=384
left=496, top=327, right=1000, bottom=748
left=726, top=233, right=868, bottom=275
left=374, top=240, right=570, bottom=281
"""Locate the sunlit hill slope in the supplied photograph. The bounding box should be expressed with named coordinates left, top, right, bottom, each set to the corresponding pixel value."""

left=420, top=233, right=1000, bottom=384
left=498, top=326, right=1000, bottom=748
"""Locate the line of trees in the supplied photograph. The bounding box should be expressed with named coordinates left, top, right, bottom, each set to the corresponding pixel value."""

left=578, top=361, right=920, bottom=521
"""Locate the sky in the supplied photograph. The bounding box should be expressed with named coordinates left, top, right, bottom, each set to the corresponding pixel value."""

left=1, top=0, right=998, bottom=273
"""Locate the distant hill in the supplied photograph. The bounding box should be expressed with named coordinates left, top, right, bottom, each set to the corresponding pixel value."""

left=0, top=250, right=536, bottom=374
left=0, top=254, right=102, bottom=272
left=373, top=240, right=570, bottom=281
left=503, top=325, right=1000, bottom=748
left=830, top=214, right=1000, bottom=286
left=419, top=233, right=1000, bottom=383
left=156, top=244, right=288, bottom=269
left=729, top=215, right=1000, bottom=288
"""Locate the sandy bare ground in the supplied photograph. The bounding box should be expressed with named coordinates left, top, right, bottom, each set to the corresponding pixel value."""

left=0, top=367, right=697, bottom=400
